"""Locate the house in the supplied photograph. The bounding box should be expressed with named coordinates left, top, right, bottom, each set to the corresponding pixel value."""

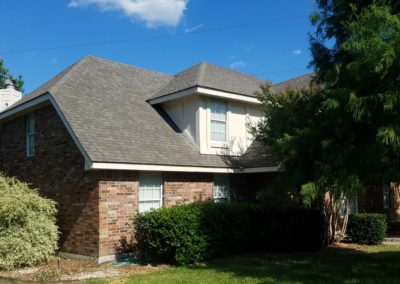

left=3, top=55, right=395, bottom=263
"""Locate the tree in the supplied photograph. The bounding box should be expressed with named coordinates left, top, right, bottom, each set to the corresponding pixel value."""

left=0, top=58, right=24, bottom=92
left=253, top=1, right=400, bottom=243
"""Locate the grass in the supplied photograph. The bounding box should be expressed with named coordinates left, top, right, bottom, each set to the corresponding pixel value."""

left=119, top=245, right=400, bottom=284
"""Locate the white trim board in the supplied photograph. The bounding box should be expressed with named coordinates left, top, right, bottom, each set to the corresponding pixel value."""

left=89, top=162, right=278, bottom=173
left=149, top=86, right=261, bottom=105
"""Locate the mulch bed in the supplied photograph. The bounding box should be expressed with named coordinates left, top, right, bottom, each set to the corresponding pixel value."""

left=0, top=257, right=167, bottom=283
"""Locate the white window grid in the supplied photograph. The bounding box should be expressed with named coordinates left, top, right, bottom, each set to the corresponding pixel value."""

left=213, top=174, right=230, bottom=203
left=210, top=100, right=227, bottom=142
left=139, top=172, right=163, bottom=213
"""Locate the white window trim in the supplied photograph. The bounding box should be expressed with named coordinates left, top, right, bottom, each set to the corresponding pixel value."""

left=26, top=113, right=35, bottom=157
left=138, top=172, right=163, bottom=213
left=208, top=99, right=229, bottom=147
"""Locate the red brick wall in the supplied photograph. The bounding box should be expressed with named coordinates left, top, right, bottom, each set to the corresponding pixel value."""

left=0, top=104, right=102, bottom=257
left=98, top=171, right=139, bottom=257
left=163, top=172, right=214, bottom=206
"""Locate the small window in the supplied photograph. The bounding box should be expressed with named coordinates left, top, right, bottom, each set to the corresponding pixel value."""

left=210, top=100, right=227, bottom=142
left=26, top=113, right=35, bottom=157
left=139, top=172, right=162, bottom=213
left=213, top=174, right=230, bottom=203
left=383, top=184, right=390, bottom=209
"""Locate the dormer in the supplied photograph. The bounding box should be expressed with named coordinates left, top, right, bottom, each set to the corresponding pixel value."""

left=149, top=62, right=264, bottom=156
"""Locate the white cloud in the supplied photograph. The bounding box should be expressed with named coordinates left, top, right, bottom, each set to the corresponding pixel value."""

left=230, top=61, right=247, bottom=69
left=184, top=24, right=203, bottom=33
left=68, top=0, right=188, bottom=28
left=293, top=49, right=302, bottom=55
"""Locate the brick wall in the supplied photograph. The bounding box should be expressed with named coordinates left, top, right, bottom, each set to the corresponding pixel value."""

left=0, top=104, right=102, bottom=257
left=163, top=172, right=214, bottom=206
left=0, top=103, right=277, bottom=260
left=98, top=171, right=139, bottom=258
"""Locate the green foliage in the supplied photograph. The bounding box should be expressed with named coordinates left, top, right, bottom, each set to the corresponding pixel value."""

left=134, top=203, right=325, bottom=265
left=0, top=58, right=24, bottom=92
left=0, top=175, right=58, bottom=270
left=252, top=1, right=400, bottom=211
left=347, top=213, right=387, bottom=244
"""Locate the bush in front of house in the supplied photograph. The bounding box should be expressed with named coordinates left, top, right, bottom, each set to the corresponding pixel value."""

left=347, top=213, right=387, bottom=245
left=134, top=203, right=325, bottom=265
left=134, top=204, right=207, bottom=265
left=0, top=175, right=59, bottom=270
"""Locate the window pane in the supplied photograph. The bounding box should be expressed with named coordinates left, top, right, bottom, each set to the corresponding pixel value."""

left=211, top=120, right=226, bottom=142
left=139, top=172, right=162, bottom=212
left=213, top=174, right=230, bottom=203
left=210, top=101, right=227, bottom=121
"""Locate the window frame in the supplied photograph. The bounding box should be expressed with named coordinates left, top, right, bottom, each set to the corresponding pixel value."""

left=383, top=183, right=390, bottom=209
left=209, top=99, right=228, bottom=144
left=213, top=174, right=230, bottom=203
left=138, top=172, right=163, bottom=213
left=26, top=113, right=35, bottom=157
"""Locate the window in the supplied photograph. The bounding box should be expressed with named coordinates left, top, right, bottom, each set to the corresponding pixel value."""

left=26, top=113, right=35, bottom=157
left=383, top=183, right=390, bottom=209
left=213, top=174, right=230, bottom=203
left=139, top=172, right=162, bottom=213
left=210, top=100, right=227, bottom=142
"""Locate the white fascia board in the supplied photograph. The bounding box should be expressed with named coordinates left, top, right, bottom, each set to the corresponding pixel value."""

left=197, top=87, right=261, bottom=104
left=89, top=162, right=278, bottom=173
left=0, top=93, right=92, bottom=168
left=148, top=87, right=261, bottom=105
left=148, top=87, right=198, bottom=105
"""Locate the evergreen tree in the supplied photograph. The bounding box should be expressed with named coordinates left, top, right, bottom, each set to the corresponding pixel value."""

left=253, top=0, right=400, bottom=242
left=0, top=58, right=24, bottom=92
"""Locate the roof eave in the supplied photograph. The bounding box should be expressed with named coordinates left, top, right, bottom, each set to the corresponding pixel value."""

left=148, top=86, right=261, bottom=105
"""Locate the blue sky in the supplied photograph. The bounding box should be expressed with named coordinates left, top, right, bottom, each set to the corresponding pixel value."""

left=1, top=0, right=315, bottom=94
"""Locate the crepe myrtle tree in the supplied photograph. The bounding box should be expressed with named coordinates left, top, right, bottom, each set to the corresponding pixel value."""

left=0, top=58, right=24, bottom=91
left=252, top=0, right=400, bottom=243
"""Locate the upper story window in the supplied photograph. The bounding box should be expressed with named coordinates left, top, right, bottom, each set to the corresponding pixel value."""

left=26, top=113, right=35, bottom=157
left=210, top=100, right=227, bottom=142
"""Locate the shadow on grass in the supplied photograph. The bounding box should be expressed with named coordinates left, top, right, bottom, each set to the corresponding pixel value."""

left=188, top=245, right=400, bottom=283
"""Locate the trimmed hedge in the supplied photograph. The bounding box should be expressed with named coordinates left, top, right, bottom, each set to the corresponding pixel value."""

left=135, top=203, right=325, bottom=265
left=347, top=213, right=387, bottom=245
left=0, top=175, right=59, bottom=270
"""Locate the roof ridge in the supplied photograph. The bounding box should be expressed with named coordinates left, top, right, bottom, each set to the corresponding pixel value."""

left=86, top=55, right=173, bottom=78
left=195, top=62, right=208, bottom=85
left=48, top=56, right=91, bottom=94
left=273, top=72, right=314, bottom=86
left=205, top=62, right=265, bottom=82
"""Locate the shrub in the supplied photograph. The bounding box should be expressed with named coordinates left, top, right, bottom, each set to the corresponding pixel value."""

left=135, top=203, right=325, bottom=265
left=0, top=175, right=59, bottom=270
left=347, top=213, right=387, bottom=245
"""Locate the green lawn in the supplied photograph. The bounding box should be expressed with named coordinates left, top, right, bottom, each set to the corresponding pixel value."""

left=120, top=245, right=400, bottom=284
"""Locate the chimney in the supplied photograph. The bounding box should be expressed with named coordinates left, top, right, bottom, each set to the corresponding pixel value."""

left=0, top=79, right=22, bottom=112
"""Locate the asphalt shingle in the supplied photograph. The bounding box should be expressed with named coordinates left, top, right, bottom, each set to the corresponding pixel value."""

left=1, top=56, right=312, bottom=169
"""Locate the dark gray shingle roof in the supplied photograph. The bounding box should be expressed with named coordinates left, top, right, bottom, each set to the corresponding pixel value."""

left=271, top=73, right=314, bottom=93
left=153, top=62, right=266, bottom=99
left=47, top=57, right=228, bottom=167
left=2, top=56, right=277, bottom=168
